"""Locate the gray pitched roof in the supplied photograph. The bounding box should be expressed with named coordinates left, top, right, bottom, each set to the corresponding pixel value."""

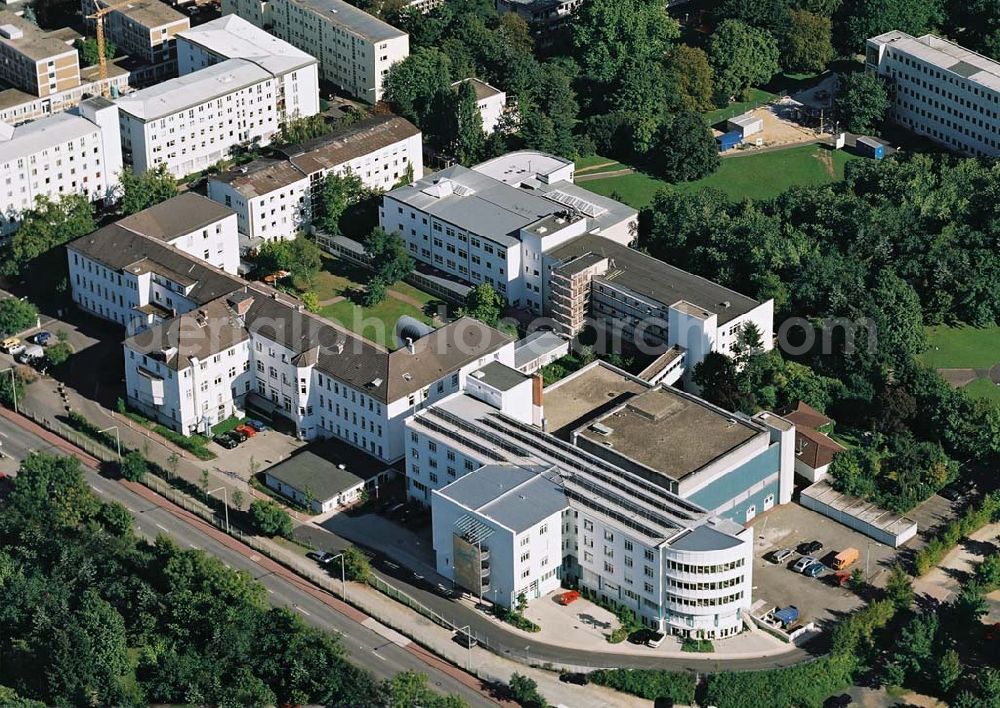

left=118, top=193, right=236, bottom=242
left=264, top=438, right=390, bottom=501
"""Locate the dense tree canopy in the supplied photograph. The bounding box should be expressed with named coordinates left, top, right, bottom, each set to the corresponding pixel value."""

left=74, top=37, right=115, bottom=66
left=3, top=194, right=95, bottom=278
left=0, top=298, right=38, bottom=337
left=835, top=72, right=891, bottom=134
left=571, top=0, right=679, bottom=85
left=709, top=21, right=780, bottom=106
left=650, top=112, right=720, bottom=182
left=782, top=10, right=835, bottom=72
left=835, top=0, right=944, bottom=52
left=119, top=164, right=178, bottom=216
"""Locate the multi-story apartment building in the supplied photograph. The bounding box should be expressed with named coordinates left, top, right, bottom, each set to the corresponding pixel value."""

left=417, top=360, right=795, bottom=637
left=177, top=14, right=320, bottom=122
left=381, top=150, right=637, bottom=315
left=0, top=12, right=80, bottom=97
left=67, top=221, right=514, bottom=453
left=0, top=97, right=122, bottom=238
left=207, top=114, right=422, bottom=245
left=452, top=78, right=506, bottom=134
left=866, top=31, right=1000, bottom=156
left=116, top=192, right=241, bottom=272
left=222, top=0, right=409, bottom=102
left=82, top=0, right=189, bottom=85
left=546, top=233, right=775, bottom=388
left=116, top=58, right=280, bottom=177
left=0, top=59, right=130, bottom=125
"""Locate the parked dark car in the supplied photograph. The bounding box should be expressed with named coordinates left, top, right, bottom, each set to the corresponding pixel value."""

left=798, top=540, right=824, bottom=555
left=31, top=331, right=52, bottom=345
left=306, top=551, right=338, bottom=565
left=213, top=434, right=238, bottom=449
left=559, top=672, right=589, bottom=685
left=228, top=428, right=248, bottom=443
left=453, top=630, right=477, bottom=648
left=939, top=480, right=975, bottom=502
left=244, top=418, right=268, bottom=432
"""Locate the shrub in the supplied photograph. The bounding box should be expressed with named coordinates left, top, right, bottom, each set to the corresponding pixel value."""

left=342, top=546, right=371, bottom=583
left=588, top=669, right=696, bottom=703
left=118, top=451, right=147, bottom=482
left=249, top=500, right=294, bottom=538
left=681, top=638, right=714, bottom=652
left=508, top=673, right=546, bottom=708
left=914, top=492, right=1000, bottom=575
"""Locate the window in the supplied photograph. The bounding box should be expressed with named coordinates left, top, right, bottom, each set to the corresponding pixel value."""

left=604, top=561, right=614, bottom=573
left=583, top=519, right=593, bottom=531
left=624, top=540, right=633, bottom=552
left=520, top=551, right=530, bottom=562
left=539, top=524, right=547, bottom=535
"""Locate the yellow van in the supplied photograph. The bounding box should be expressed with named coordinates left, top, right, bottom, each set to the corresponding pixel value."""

left=1, top=337, right=21, bottom=353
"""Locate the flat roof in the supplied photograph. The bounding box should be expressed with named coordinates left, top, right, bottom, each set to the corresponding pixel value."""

left=576, top=387, right=763, bottom=483
left=550, top=233, right=762, bottom=326
left=115, top=58, right=271, bottom=121
left=119, top=193, right=235, bottom=241
left=469, top=361, right=526, bottom=391
left=210, top=157, right=308, bottom=198
left=386, top=162, right=634, bottom=249
left=541, top=361, right=649, bottom=437
left=801, top=479, right=917, bottom=537
left=178, top=14, right=317, bottom=76
left=0, top=110, right=102, bottom=164
left=111, top=0, right=188, bottom=28
left=669, top=523, right=744, bottom=552
left=871, top=31, right=1000, bottom=92
left=473, top=149, right=571, bottom=184
left=284, top=0, right=406, bottom=42
left=0, top=11, right=77, bottom=62
left=265, top=438, right=389, bottom=501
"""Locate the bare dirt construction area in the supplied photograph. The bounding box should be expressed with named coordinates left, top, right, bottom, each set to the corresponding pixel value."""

left=713, top=105, right=828, bottom=153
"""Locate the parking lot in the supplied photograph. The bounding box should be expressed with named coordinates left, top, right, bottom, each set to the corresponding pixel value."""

left=750, top=503, right=899, bottom=628
left=210, top=427, right=305, bottom=479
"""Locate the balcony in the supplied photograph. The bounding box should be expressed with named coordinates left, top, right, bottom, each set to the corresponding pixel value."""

left=480, top=548, right=490, bottom=562
left=481, top=563, right=491, bottom=579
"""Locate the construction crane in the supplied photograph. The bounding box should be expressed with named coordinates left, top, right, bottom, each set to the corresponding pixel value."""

left=85, top=0, right=129, bottom=95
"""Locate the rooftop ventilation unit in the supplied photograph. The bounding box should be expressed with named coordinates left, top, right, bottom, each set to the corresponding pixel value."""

left=543, top=189, right=607, bottom=218
left=590, top=422, right=614, bottom=436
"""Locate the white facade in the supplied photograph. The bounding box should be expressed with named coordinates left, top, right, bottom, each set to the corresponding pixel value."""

left=0, top=97, right=122, bottom=239
left=452, top=78, right=506, bottom=134
left=381, top=151, right=637, bottom=314
left=222, top=0, right=409, bottom=103
left=207, top=160, right=310, bottom=244
left=81, top=0, right=189, bottom=83
left=208, top=115, right=422, bottom=243
left=116, top=58, right=280, bottom=178
left=177, top=14, right=320, bottom=121
left=867, top=31, right=1000, bottom=156
left=417, top=384, right=758, bottom=636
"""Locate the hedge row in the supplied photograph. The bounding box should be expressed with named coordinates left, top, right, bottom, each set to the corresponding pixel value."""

left=703, top=600, right=897, bottom=708
left=588, top=668, right=696, bottom=704
left=914, top=492, right=1000, bottom=576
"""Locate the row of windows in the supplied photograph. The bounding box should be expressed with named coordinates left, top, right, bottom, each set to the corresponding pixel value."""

left=667, top=591, right=743, bottom=608
left=666, top=558, right=745, bottom=574
left=667, top=575, right=744, bottom=592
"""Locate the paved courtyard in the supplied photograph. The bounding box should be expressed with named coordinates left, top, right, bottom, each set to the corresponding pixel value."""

left=521, top=590, right=787, bottom=659
left=212, top=429, right=305, bottom=479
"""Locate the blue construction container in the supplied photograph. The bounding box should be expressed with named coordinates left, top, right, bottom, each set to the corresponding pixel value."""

left=716, top=130, right=743, bottom=152
left=856, top=136, right=885, bottom=160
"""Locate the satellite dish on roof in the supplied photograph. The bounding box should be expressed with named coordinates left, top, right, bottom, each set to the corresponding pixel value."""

left=395, top=316, right=433, bottom=350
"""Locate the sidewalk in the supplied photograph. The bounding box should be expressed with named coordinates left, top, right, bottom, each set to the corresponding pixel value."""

left=912, top=522, right=1000, bottom=602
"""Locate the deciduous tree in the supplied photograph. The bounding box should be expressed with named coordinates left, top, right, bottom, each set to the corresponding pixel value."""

left=650, top=111, right=720, bottom=182
left=709, top=21, right=780, bottom=106
left=119, top=164, right=177, bottom=216
left=835, top=72, right=890, bottom=134
left=782, top=10, right=835, bottom=72
left=248, top=500, right=293, bottom=538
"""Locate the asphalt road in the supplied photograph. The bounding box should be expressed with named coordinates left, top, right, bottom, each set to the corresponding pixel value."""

left=0, top=416, right=494, bottom=707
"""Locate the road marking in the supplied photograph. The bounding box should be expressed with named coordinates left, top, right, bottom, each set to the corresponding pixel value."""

left=295, top=606, right=311, bottom=617
left=371, top=649, right=386, bottom=661
left=155, top=523, right=168, bottom=532
left=266, top=587, right=274, bottom=594
left=189, top=544, right=200, bottom=550
left=93, top=487, right=105, bottom=495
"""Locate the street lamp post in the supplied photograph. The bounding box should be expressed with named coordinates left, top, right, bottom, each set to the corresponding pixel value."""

left=207, top=486, right=230, bottom=533
left=457, top=624, right=473, bottom=670
left=2, top=367, right=18, bottom=414
left=98, top=425, right=121, bottom=459
left=866, top=540, right=882, bottom=582
left=329, top=552, right=347, bottom=599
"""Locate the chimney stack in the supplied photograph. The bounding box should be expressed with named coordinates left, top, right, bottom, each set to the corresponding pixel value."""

left=532, top=372, right=544, bottom=428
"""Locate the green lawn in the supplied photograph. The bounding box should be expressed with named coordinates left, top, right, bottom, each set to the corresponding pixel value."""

left=961, top=378, right=1000, bottom=406
left=583, top=145, right=862, bottom=208
left=920, top=324, right=1000, bottom=369
left=319, top=297, right=435, bottom=349
left=703, top=88, right=778, bottom=127
left=576, top=154, right=620, bottom=170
